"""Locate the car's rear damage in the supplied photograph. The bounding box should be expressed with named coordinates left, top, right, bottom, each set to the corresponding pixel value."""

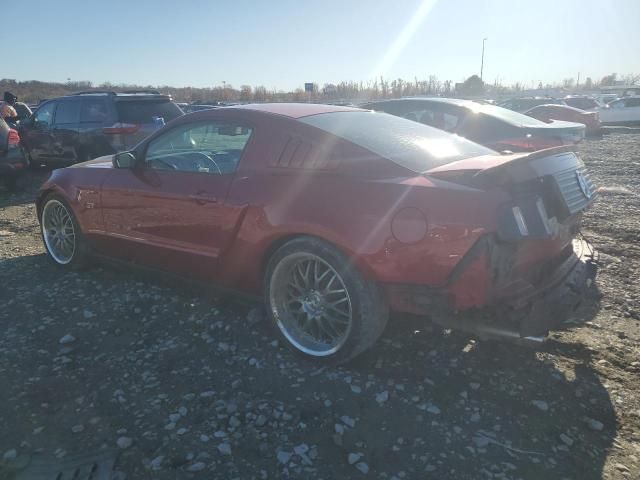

left=384, top=146, right=598, bottom=344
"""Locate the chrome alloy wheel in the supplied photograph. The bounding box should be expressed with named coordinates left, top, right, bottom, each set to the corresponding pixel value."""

left=42, top=200, right=76, bottom=265
left=270, top=253, right=353, bottom=356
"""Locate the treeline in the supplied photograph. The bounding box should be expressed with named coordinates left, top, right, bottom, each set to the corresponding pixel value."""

left=2, top=73, right=637, bottom=105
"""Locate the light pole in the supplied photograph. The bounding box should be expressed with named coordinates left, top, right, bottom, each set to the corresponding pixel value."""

left=480, top=37, right=487, bottom=82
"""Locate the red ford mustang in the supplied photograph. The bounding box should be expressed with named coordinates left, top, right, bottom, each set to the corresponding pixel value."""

left=37, top=103, right=597, bottom=363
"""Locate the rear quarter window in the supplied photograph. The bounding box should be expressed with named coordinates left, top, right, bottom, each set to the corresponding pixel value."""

left=80, top=99, right=109, bottom=123
left=115, top=100, right=183, bottom=124
left=458, top=114, right=514, bottom=141
left=300, top=111, right=493, bottom=173
left=54, top=100, right=81, bottom=125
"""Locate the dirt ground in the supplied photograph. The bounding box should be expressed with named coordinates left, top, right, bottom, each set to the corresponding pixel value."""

left=0, top=133, right=639, bottom=479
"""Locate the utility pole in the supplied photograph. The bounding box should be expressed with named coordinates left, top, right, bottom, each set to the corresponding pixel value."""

left=480, top=37, right=487, bottom=82
left=577, top=72, right=580, bottom=89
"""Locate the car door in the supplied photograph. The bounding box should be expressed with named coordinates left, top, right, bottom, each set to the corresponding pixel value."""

left=23, top=101, right=56, bottom=165
left=621, top=97, right=640, bottom=122
left=51, top=98, right=82, bottom=164
left=99, top=119, right=254, bottom=281
left=78, top=97, right=113, bottom=159
left=602, top=99, right=629, bottom=123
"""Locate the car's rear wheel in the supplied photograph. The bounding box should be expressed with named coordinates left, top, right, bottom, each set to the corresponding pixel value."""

left=40, top=194, right=89, bottom=269
left=265, top=237, right=388, bottom=363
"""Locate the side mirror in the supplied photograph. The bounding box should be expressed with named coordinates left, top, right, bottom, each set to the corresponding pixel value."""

left=113, top=151, right=137, bottom=169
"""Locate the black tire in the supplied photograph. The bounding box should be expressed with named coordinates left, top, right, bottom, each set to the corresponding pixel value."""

left=264, top=236, right=388, bottom=364
left=40, top=193, right=91, bottom=270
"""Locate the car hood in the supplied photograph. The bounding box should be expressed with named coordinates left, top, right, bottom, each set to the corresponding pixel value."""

left=68, top=155, right=114, bottom=169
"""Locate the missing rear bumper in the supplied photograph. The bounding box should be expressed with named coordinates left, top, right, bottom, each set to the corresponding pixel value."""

left=445, top=239, right=596, bottom=341
left=385, top=239, right=597, bottom=343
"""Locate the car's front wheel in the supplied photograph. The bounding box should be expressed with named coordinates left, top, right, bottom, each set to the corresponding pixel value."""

left=40, top=194, right=89, bottom=269
left=265, top=237, right=388, bottom=364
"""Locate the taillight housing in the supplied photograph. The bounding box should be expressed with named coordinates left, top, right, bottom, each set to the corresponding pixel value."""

left=7, top=129, right=20, bottom=148
left=103, top=123, right=140, bottom=135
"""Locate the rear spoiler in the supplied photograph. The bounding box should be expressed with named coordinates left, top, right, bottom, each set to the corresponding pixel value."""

left=473, top=145, right=578, bottom=177
left=426, top=145, right=580, bottom=188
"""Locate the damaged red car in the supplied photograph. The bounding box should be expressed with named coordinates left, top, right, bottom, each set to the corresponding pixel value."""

left=36, top=104, right=597, bottom=363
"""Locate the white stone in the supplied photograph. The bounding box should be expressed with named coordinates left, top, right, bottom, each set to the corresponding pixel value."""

left=531, top=400, right=549, bottom=412
left=376, top=391, right=389, bottom=404
left=218, top=443, right=232, bottom=455
left=2, top=449, right=17, bottom=461
left=426, top=404, right=441, bottom=415
left=294, top=444, right=309, bottom=455
left=587, top=418, right=604, bottom=431
left=355, top=462, right=369, bottom=474
left=340, top=415, right=356, bottom=428
left=59, top=334, right=76, bottom=344
left=187, top=462, right=206, bottom=472
left=277, top=451, right=292, bottom=464
left=116, top=437, right=133, bottom=449
left=348, top=452, right=362, bottom=464
left=559, top=433, right=574, bottom=447
left=150, top=456, right=164, bottom=470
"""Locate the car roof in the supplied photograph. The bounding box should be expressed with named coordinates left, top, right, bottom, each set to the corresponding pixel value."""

left=229, top=102, right=365, bottom=118
left=528, top=104, right=584, bottom=113
left=56, top=90, right=172, bottom=101
left=364, top=97, right=491, bottom=110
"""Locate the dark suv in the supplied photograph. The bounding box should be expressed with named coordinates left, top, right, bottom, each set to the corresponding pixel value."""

left=19, top=90, right=183, bottom=167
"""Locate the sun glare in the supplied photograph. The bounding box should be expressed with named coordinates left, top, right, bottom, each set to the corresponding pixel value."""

left=370, top=0, right=438, bottom=79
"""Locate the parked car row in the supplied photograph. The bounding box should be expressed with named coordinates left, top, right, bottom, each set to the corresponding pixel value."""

left=499, top=94, right=640, bottom=127
left=498, top=95, right=605, bottom=113
left=19, top=90, right=183, bottom=168
left=361, top=97, right=586, bottom=151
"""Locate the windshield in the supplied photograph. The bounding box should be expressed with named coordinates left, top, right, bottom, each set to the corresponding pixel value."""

left=301, top=111, right=494, bottom=172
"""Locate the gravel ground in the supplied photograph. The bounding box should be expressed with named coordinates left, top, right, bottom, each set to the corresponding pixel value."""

left=0, top=134, right=639, bottom=479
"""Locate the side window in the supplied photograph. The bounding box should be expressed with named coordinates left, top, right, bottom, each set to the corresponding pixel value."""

left=405, top=108, right=461, bottom=132
left=145, top=121, right=253, bottom=175
left=624, top=98, right=640, bottom=108
left=458, top=114, right=510, bottom=141
left=34, top=102, right=55, bottom=127
left=53, top=100, right=81, bottom=125
left=80, top=99, right=109, bottom=123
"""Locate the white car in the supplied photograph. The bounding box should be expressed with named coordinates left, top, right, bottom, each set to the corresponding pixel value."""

left=599, top=96, right=640, bottom=125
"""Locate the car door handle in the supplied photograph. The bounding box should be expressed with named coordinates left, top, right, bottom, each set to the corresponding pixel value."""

left=189, top=193, right=218, bottom=205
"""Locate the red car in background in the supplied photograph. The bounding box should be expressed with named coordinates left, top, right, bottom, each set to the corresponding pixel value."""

left=525, top=104, right=601, bottom=136
left=36, top=104, right=597, bottom=363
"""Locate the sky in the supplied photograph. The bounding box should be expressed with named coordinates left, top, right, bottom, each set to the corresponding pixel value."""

left=7, top=0, right=640, bottom=91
